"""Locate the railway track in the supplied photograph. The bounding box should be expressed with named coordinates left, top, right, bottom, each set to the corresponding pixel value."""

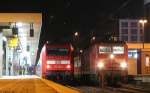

left=105, top=86, right=149, bottom=93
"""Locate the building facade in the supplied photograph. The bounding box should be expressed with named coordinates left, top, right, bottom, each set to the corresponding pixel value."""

left=144, top=0, right=150, bottom=42
left=119, top=19, right=143, bottom=43
left=127, top=43, right=150, bottom=74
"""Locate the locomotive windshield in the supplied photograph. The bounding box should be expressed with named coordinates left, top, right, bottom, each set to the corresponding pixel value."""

left=47, top=48, right=69, bottom=56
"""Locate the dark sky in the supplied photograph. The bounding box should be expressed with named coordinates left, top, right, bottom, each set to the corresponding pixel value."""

left=0, top=0, right=143, bottom=63
left=0, top=0, right=143, bottom=44
left=42, top=0, right=143, bottom=45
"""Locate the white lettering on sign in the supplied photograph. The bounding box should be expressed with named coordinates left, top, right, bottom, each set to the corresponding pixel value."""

left=99, top=46, right=111, bottom=54
left=113, top=46, right=124, bottom=54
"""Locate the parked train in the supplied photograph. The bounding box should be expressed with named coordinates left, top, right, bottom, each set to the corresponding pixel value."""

left=74, top=42, right=128, bottom=86
left=36, top=43, right=74, bottom=82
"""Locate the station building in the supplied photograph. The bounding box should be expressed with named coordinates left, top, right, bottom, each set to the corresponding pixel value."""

left=127, top=43, right=150, bottom=82
left=0, top=13, right=42, bottom=77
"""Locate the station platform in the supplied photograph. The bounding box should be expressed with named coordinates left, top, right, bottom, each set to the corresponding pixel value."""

left=0, top=75, right=81, bottom=93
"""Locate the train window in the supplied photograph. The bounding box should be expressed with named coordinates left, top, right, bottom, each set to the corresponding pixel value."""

left=47, top=48, right=69, bottom=56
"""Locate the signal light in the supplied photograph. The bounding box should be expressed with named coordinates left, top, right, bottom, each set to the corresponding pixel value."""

left=30, top=23, right=34, bottom=37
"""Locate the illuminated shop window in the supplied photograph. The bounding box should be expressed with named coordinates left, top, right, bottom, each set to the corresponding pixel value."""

left=145, top=55, right=150, bottom=67
left=128, top=50, right=138, bottom=59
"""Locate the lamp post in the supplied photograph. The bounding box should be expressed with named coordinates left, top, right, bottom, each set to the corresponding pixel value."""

left=73, top=32, right=81, bottom=79
left=139, top=19, right=147, bottom=48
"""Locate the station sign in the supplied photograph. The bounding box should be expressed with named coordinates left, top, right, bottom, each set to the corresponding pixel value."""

left=8, top=37, right=18, bottom=47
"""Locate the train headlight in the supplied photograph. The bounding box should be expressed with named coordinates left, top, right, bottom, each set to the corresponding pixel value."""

left=120, top=62, right=127, bottom=69
left=46, top=65, right=50, bottom=69
left=66, top=65, right=71, bottom=69
left=97, top=62, right=104, bottom=69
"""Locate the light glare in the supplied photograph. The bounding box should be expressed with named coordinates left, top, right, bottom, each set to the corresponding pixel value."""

left=120, top=62, right=127, bottom=69
left=110, top=54, right=114, bottom=59
left=97, top=62, right=104, bottom=69
left=66, top=65, right=71, bottom=69
left=16, top=22, right=23, bottom=27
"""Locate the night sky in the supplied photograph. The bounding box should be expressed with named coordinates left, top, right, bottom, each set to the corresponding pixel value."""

left=0, top=0, right=143, bottom=63
left=42, top=0, right=143, bottom=47
left=0, top=0, right=143, bottom=44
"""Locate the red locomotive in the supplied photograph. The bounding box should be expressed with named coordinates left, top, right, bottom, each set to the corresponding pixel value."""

left=75, top=42, right=128, bottom=86
left=37, top=43, right=74, bottom=81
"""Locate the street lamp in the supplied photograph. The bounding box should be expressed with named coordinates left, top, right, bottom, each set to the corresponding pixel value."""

left=74, top=32, right=79, bottom=37
left=139, top=19, right=147, bottom=48
left=80, top=49, right=83, bottom=53
left=92, top=36, right=95, bottom=41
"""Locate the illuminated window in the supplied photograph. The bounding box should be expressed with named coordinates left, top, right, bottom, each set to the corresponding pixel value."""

left=128, top=50, right=138, bottom=59
left=145, top=55, right=150, bottom=67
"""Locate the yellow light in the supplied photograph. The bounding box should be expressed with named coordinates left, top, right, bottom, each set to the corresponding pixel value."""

left=120, top=62, right=127, bottom=69
left=110, top=54, right=114, bottom=59
left=97, top=62, right=104, bottom=69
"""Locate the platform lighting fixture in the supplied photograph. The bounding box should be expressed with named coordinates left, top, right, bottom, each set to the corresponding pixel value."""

left=12, top=22, right=18, bottom=35
left=30, top=23, right=34, bottom=37
left=16, top=22, right=23, bottom=27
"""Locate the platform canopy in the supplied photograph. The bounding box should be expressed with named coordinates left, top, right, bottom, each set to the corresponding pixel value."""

left=0, top=13, right=42, bottom=65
